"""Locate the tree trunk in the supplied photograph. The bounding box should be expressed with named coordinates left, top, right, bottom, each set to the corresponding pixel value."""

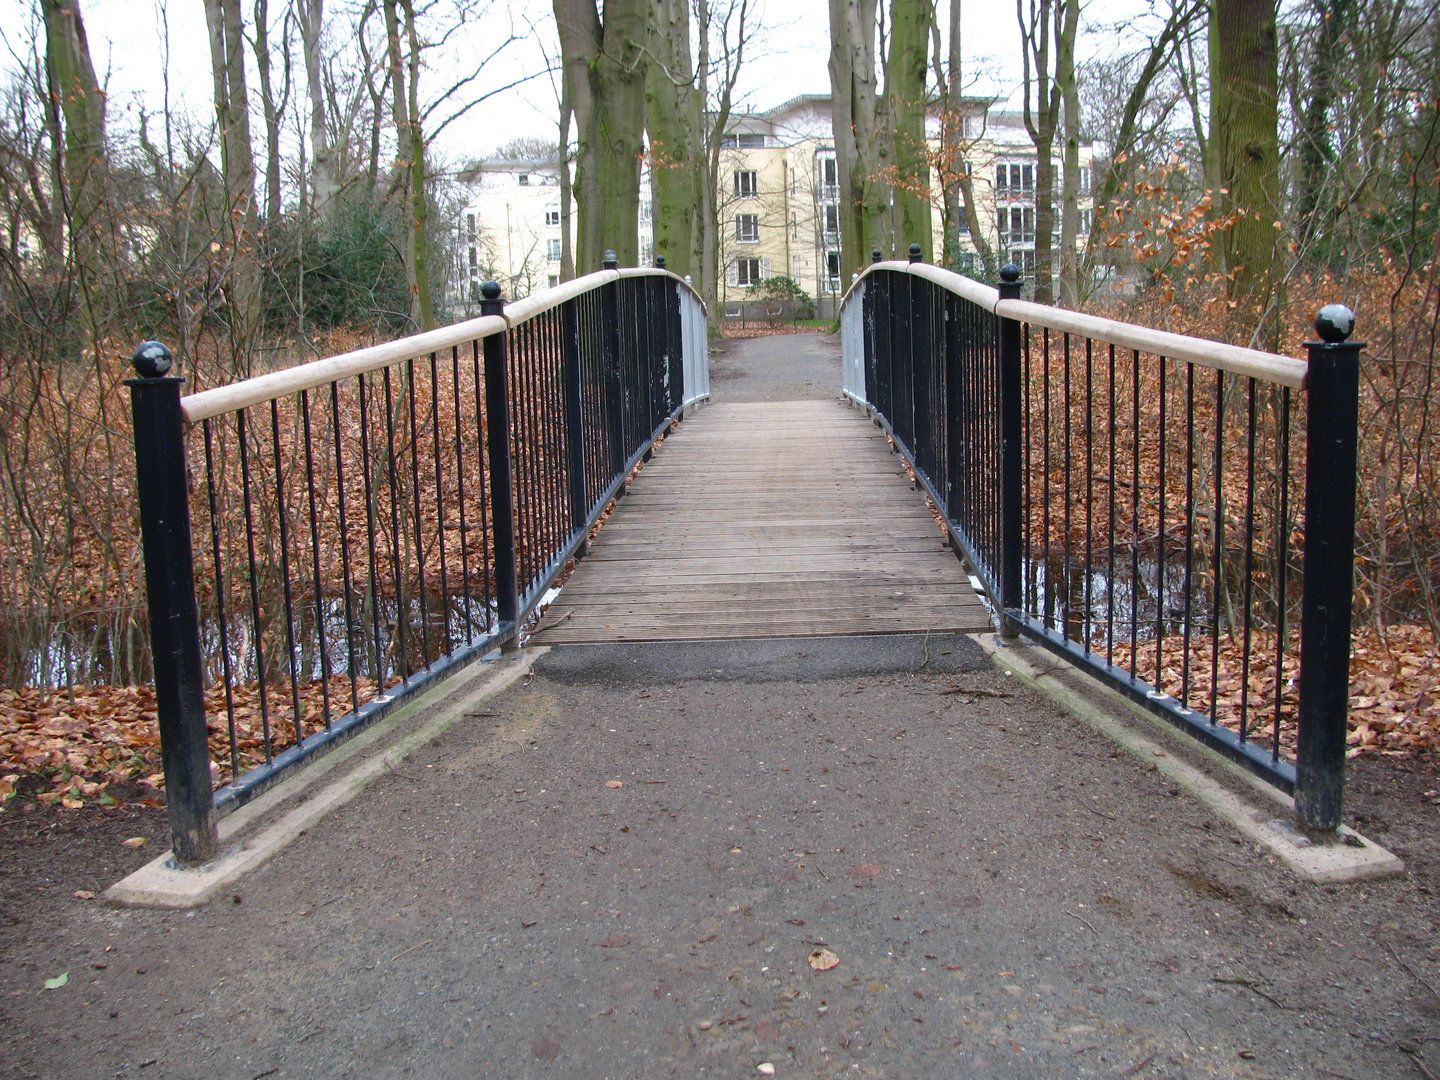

left=42, top=0, right=107, bottom=299
left=829, top=0, right=890, bottom=276
left=886, top=0, right=934, bottom=261
left=383, top=0, right=432, bottom=329
left=1210, top=0, right=1282, bottom=342
left=646, top=0, right=697, bottom=278
left=299, top=0, right=338, bottom=221
left=554, top=0, right=650, bottom=272
left=1018, top=0, right=1062, bottom=304
left=203, top=0, right=262, bottom=366
left=559, top=85, right=576, bottom=282
left=250, top=0, right=284, bottom=220
left=1294, top=0, right=1349, bottom=258
left=1056, top=0, right=1079, bottom=306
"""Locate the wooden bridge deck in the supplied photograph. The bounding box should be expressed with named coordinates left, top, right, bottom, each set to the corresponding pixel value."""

left=528, top=399, right=991, bottom=644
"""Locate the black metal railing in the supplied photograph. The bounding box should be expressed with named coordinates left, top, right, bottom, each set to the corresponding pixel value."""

left=842, top=246, right=1359, bottom=831
left=128, top=259, right=709, bottom=862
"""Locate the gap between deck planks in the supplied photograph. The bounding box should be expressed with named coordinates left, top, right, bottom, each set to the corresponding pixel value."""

left=527, top=399, right=992, bottom=643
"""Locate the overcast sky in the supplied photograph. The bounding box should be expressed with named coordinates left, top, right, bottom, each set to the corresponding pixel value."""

left=0, top=0, right=1159, bottom=162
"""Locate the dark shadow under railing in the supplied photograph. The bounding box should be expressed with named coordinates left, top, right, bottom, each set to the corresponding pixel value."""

left=841, top=247, right=1360, bottom=833
left=128, top=259, right=709, bottom=863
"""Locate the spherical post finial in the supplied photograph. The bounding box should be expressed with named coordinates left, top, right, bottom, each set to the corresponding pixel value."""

left=603, top=249, right=618, bottom=270
left=655, top=254, right=666, bottom=269
left=132, top=340, right=174, bottom=378
left=1314, top=304, right=1355, bottom=343
left=999, top=263, right=1021, bottom=284
left=908, top=243, right=922, bottom=264
left=871, top=249, right=883, bottom=264
left=480, top=280, right=502, bottom=301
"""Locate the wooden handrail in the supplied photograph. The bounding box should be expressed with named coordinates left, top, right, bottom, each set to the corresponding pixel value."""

left=181, top=268, right=710, bottom=424
left=840, top=261, right=1308, bottom=390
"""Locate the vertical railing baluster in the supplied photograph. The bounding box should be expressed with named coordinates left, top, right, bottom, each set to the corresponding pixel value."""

left=997, top=264, right=1023, bottom=633
left=480, top=281, right=519, bottom=637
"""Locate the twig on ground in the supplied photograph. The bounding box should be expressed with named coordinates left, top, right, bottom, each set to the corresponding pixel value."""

left=1212, top=976, right=1292, bottom=1010
left=939, top=686, right=1014, bottom=698
left=1120, top=1052, right=1155, bottom=1076
left=1087, top=805, right=1117, bottom=821
left=1413, top=1058, right=1439, bottom=1080
left=1067, top=910, right=1097, bottom=934
left=390, top=939, right=433, bottom=963
left=1388, top=942, right=1440, bottom=1003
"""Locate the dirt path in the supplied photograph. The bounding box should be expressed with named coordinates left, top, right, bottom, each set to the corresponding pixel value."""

left=3, top=635, right=1439, bottom=1079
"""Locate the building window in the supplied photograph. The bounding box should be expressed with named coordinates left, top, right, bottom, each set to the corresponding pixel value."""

left=736, top=214, right=760, bottom=243
left=823, top=204, right=840, bottom=237
left=1000, top=205, right=1035, bottom=245
left=545, top=208, right=560, bottom=226
left=734, top=170, right=758, bottom=198
left=1079, top=166, right=1092, bottom=195
left=957, top=209, right=970, bottom=235
left=518, top=173, right=530, bottom=185
left=548, top=275, right=560, bottom=288
left=722, top=132, right=767, bottom=149
left=995, top=163, right=1034, bottom=196
left=735, top=257, right=762, bottom=286
left=468, top=246, right=477, bottom=269
left=466, top=213, right=476, bottom=241
left=821, top=156, right=838, bottom=191
left=547, top=238, right=562, bottom=261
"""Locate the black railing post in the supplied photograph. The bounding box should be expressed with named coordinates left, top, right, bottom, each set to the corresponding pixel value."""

left=560, top=297, right=589, bottom=558
left=127, top=341, right=218, bottom=866
left=480, top=282, right=519, bottom=636
left=907, top=244, right=931, bottom=478
left=1295, top=304, right=1362, bottom=831
left=601, top=249, right=627, bottom=495
left=997, top=264, right=1024, bottom=637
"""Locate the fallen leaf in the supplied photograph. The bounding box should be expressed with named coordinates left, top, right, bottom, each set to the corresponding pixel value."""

left=73, top=890, right=95, bottom=900
left=121, top=836, right=147, bottom=849
left=532, top=1036, right=561, bottom=1061
left=605, top=780, right=624, bottom=789
left=599, top=934, right=632, bottom=948
left=808, top=947, right=840, bottom=972
left=44, top=972, right=68, bottom=990
left=848, top=863, right=882, bottom=878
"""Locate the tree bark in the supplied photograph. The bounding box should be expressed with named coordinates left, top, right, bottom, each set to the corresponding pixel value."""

left=1294, top=0, right=1349, bottom=257
left=554, top=0, right=650, bottom=272
left=1018, top=0, right=1062, bottom=304
left=250, top=0, right=285, bottom=220
left=299, top=0, right=338, bottom=221
left=41, top=0, right=106, bottom=257
left=829, top=0, right=890, bottom=276
left=1056, top=0, right=1079, bottom=306
left=203, top=0, right=262, bottom=365
left=1210, top=0, right=1282, bottom=342
left=559, top=83, right=576, bottom=282
left=646, top=0, right=697, bottom=278
left=887, top=0, right=934, bottom=261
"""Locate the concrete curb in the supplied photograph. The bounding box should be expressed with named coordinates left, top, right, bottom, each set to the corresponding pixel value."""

left=105, top=648, right=547, bottom=909
left=976, top=634, right=1406, bottom=886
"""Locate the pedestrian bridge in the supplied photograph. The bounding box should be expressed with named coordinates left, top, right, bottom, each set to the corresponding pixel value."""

left=125, top=252, right=1361, bottom=862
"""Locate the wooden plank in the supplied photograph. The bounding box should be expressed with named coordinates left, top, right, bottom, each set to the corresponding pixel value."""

left=528, top=397, right=991, bottom=644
